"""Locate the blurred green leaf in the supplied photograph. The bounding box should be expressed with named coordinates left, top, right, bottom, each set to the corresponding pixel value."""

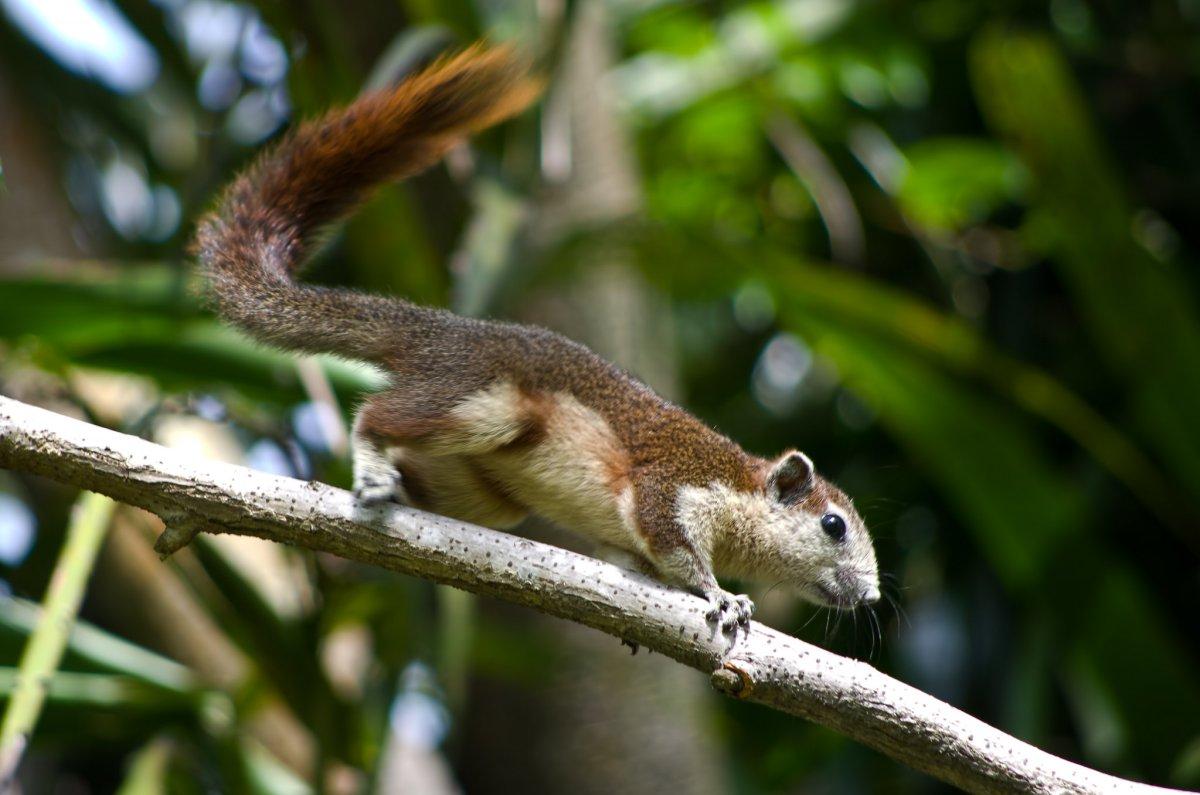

left=397, top=0, right=477, bottom=38
left=897, top=138, right=1026, bottom=232
left=239, top=738, right=312, bottom=795
left=0, top=598, right=195, bottom=692
left=435, top=586, right=474, bottom=713
left=0, top=668, right=197, bottom=712
left=972, top=30, right=1200, bottom=504
left=0, top=492, right=115, bottom=775
left=626, top=7, right=716, bottom=57
left=116, top=737, right=173, bottom=795
left=0, top=267, right=192, bottom=348
left=0, top=271, right=382, bottom=405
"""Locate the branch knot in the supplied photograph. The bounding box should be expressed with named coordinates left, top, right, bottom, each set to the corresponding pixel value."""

left=710, top=660, right=754, bottom=699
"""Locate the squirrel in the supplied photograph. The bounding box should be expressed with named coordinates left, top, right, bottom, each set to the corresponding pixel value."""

left=194, top=43, right=881, bottom=636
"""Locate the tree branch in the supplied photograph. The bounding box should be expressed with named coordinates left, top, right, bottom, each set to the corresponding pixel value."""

left=0, top=395, right=1184, bottom=795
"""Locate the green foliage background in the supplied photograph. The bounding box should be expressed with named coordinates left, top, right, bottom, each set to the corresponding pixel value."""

left=0, top=0, right=1197, bottom=791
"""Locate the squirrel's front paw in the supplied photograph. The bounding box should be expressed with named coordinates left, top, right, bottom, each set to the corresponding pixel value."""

left=704, top=589, right=755, bottom=635
left=353, top=471, right=404, bottom=505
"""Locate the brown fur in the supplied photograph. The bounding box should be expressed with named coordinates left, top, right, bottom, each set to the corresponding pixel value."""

left=194, top=43, right=878, bottom=614
left=194, top=44, right=542, bottom=362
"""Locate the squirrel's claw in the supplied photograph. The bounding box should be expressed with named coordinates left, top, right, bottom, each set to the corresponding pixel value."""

left=704, top=590, right=755, bottom=638
left=353, top=472, right=404, bottom=505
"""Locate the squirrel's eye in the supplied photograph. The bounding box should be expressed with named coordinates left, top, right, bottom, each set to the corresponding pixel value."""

left=821, top=513, right=847, bottom=542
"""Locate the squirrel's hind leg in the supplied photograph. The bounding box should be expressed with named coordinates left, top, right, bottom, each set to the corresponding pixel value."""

left=352, top=410, right=410, bottom=505
left=350, top=395, right=530, bottom=527
left=350, top=389, right=460, bottom=504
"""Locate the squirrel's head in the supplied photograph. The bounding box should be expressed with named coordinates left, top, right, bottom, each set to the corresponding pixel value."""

left=762, top=451, right=880, bottom=609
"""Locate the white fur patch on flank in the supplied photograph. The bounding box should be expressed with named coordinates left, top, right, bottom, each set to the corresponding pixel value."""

left=442, top=385, right=643, bottom=554
left=615, top=485, right=649, bottom=556
left=443, top=380, right=529, bottom=453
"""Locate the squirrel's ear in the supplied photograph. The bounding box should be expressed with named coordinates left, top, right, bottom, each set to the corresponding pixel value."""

left=767, top=452, right=815, bottom=505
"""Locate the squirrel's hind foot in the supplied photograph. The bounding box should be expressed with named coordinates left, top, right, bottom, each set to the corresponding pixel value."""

left=353, top=470, right=407, bottom=505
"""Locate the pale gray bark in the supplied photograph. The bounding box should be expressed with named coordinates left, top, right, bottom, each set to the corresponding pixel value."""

left=0, top=394, right=1186, bottom=795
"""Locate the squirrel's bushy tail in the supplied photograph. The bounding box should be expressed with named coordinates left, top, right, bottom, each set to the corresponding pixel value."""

left=193, top=44, right=540, bottom=363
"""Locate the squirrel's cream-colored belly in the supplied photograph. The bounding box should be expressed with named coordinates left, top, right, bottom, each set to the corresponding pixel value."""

left=387, top=449, right=528, bottom=529
left=392, top=381, right=645, bottom=555
left=475, top=391, right=643, bottom=553
left=475, top=453, right=638, bottom=553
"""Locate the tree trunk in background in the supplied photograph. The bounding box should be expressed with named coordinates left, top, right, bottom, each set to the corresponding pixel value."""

left=457, top=5, right=729, bottom=794
left=0, top=71, right=85, bottom=267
